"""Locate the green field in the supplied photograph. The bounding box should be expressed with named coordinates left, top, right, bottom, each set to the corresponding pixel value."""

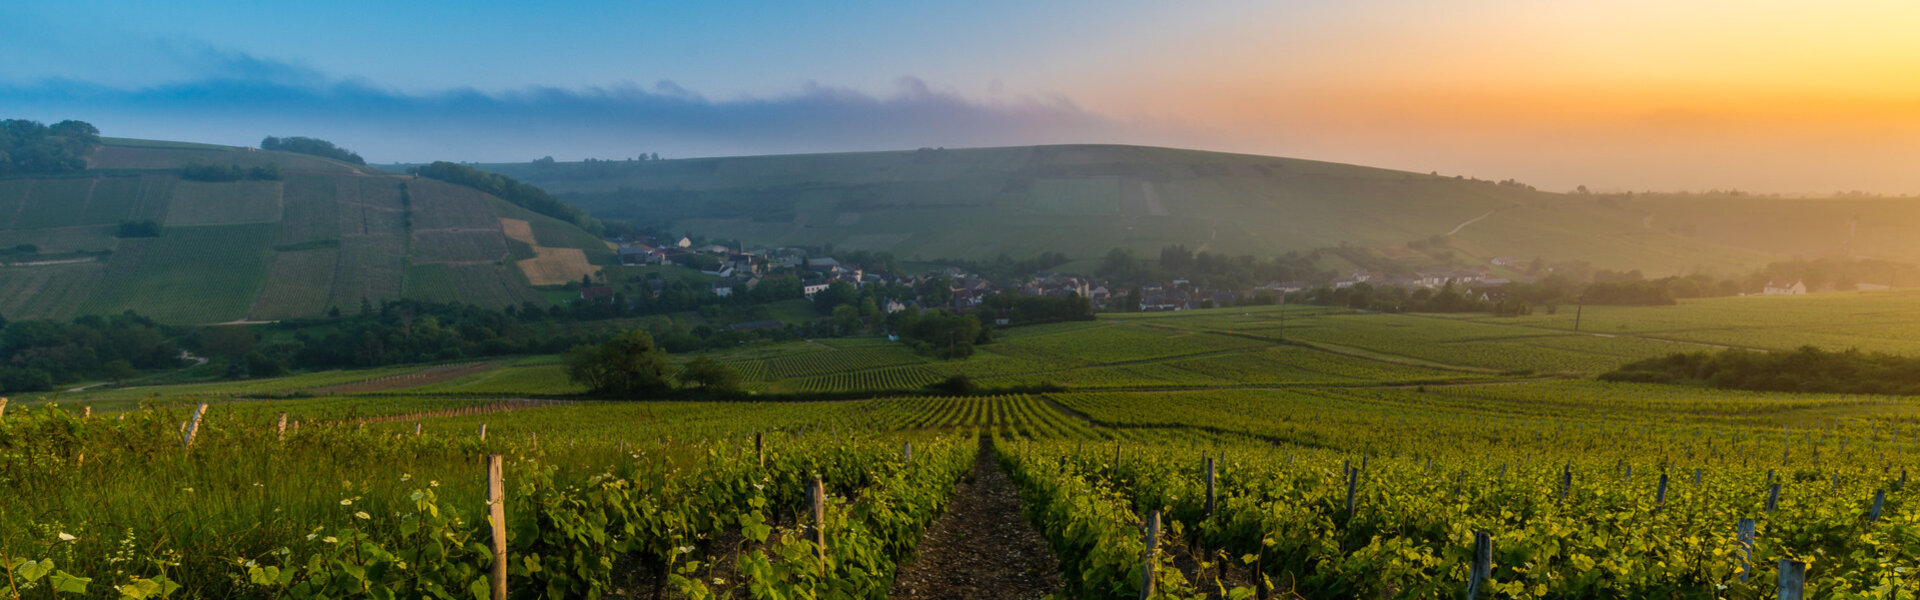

left=15, top=290, right=1920, bottom=597
left=165, top=180, right=284, bottom=226
left=76, top=224, right=277, bottom=322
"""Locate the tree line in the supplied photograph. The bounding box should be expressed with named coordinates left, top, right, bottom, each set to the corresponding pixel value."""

left=1601, top=346, right=1920, bottom=395
left=0, top=119, right=99, bottom=175
left=261, top=136, right=366, bottom=165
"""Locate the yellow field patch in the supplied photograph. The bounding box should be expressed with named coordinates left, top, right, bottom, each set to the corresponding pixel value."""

left=499, top=218, right=536, bottom=244
left=499, top=218, right=599, bottom=285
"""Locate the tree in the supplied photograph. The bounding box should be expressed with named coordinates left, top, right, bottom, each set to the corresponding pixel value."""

left=676, top=355, right=743, bottom=392
left=563, top=330, right=670, bottom=395
left=103, top=360, right=137, bottom=384
left=832, top=304, right=862, bottom=336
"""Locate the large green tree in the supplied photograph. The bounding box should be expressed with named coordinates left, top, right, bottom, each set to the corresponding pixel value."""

left=563, top=330, right=670, bottom=395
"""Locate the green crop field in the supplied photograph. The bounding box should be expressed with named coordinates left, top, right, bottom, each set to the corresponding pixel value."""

left=79, top=223, right=280, bottom=323
left=248, top=248, right=341, bottom=319
left=164, top=180, right=284, bottom=226
left=0, top=140, right=615, bottom=323
left=14, top=290, right=1920, bottom=597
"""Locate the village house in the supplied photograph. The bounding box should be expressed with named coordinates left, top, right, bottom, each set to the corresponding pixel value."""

left=1763, top=279, right=1808, bottom=295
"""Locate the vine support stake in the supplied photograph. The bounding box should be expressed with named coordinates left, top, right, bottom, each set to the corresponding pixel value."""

left=903, top=441, right=912, bottom=464
left=1465, top=530, right=1492, bottom=599
left=486, top=454, right=507, bottom=600
left=1736, top=518, right=1755, bottom=582
left=1766, top=483, right=1781, bottom=513
left=1204, top=457, right=1217, bottom=518
left=1140, top=510, right=1160, bottom=600
left=276, top=412, right=288, bottom=441
left=182, top=403, right=208, bottom=449
left=756, top=433, right=765, bottom=468
left=479, top=423, right=487, bottom=441
left=809, top=477, right=827, bottom=578
left=1656, top=472, right=1669, bottom=508
left=1869, top=489, right=1885, bottom=522
left=0, top=396, right=7, bottom=421
left=1777, top=558, right=1806, bottom=600
left=413, top=422, right=422, bottom=436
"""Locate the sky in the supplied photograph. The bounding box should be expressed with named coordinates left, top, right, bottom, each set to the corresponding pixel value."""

left=3, top=0, right=1919, bottom=193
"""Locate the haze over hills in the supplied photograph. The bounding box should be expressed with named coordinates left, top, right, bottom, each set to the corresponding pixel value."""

left=477, top=145, right=1785, bottom=277
left=0, top=138, right=613, bottom=324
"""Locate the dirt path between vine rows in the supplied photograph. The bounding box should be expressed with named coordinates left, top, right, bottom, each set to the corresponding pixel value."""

left=889, top=437, right=1060, bottom=600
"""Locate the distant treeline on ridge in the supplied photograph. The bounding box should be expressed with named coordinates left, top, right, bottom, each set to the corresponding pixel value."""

left=0, top=119, right=99, bottom=174
left=260, top=135, right=366, bottom=165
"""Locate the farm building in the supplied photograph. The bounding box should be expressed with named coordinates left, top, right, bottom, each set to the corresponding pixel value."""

left=1763, top=280, right=1808, bottom=295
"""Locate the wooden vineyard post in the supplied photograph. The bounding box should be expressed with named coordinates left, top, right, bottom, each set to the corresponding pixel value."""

left=1693, top=468, right=1703, bottom=485
left=1766, top=483, right=1781, bottom=513
left=276, top=412, right=288, bottom=441
left=1345, top=466, right=1360, bottom=515
left=1205, top=457, right=1217, bottom=518
left=755, top=433, right=764, bottom=468
left=1777, top=558, right=1806, bottom=600
left=479, top=423, right=488, bottom=441
left=809, top=477, right=827, bottom=578
left=413, top=422, right=422, bottom=436
left=1736, top=518, right=1756, bottom=582
left=1869, top=489, right=1885, bottom=522
left=1558, top=464, right=1572, bottom=503
left=1656, top=472, right=1669, bottom=508
left=81, top=406, right=90, bottom=419
left=1140, top=510, right=1160, bottom=600
left=0, top=396, right=7, bottom=421
left=486, top=455, right=507, bottom=600
left=1465, top=530, right=1492, bottom=599
left=182, top=403, right=208, bottom=448
left=903, top=441, right=912, bottom=464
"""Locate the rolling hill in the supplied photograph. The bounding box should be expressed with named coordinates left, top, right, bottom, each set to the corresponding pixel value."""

left=0, top=138, right=614, bottom=324
left=476, top=145, right=1777, bottom=276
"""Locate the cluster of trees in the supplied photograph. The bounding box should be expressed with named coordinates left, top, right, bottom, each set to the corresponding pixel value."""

left=888, top=307, right=986, bottom=359
left=0, top=312, right=180, bottom=392
left=180, top=162, right=280, bottom=182
left=1100, top=246, right=1329, bottom=290
left=980, top=293, right=1095, bottom=326
left=1601, top=346, right=1920, bottom=395
left=260, top=136, right=365, bottom=165
left=0, top=119, right=99, bottom=174
left=561, top=330, right=743, bottom=396
left=116, top=220, right=161, bottom=238
left=410, top=162, right=604, bottom=235
left=944, top=252, right=1070, bottom=281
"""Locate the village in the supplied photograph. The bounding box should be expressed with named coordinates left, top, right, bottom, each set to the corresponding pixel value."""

left=587, top=235, right=1679, bottom=318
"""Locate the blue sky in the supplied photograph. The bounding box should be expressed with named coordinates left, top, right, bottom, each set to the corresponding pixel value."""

left=4, top=1, right=1919, bottom=193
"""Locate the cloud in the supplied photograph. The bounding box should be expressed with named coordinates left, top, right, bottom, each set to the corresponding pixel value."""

left=0, top=52, right=1145, bottom=163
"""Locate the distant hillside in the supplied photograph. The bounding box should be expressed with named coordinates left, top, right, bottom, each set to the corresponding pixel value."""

left=0, top=138, right=614, bottom=324
left=476, top=145, right=1774, bottom=276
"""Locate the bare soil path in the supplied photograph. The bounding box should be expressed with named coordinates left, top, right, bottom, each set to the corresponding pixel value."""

left=890, top=436, right=1060, bottom=600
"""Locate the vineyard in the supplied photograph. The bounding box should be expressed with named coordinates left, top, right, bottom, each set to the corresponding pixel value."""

left=17, top=296, right=1920, bottom=597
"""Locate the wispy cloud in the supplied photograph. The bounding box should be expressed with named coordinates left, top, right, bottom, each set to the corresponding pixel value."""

left=0, top=50, right=1143, bottom=163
